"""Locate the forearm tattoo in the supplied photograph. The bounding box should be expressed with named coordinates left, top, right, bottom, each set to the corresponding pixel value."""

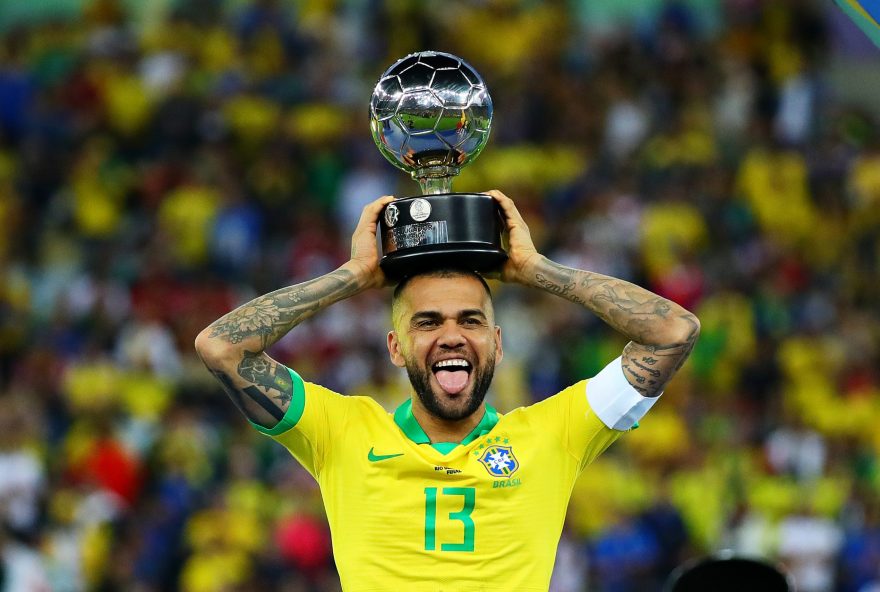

left=208, top=269, right=359, bottom=349
left=532, top=258, right=700, bottom=396
left=200, top=269, right=360, bottom=426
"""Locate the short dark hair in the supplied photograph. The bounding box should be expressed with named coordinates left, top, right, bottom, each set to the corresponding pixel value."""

left=391, top=268, right=492, bottom=321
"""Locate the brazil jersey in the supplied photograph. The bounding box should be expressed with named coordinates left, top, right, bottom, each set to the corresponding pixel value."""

left=253, top=358, right=657, bottom=591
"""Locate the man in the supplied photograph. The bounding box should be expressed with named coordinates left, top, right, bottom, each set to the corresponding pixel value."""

left=195, top=190, right=700, bottom=591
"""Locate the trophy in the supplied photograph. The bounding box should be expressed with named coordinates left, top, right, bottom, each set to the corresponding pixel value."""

left=369, top=51, right=506, bottom=279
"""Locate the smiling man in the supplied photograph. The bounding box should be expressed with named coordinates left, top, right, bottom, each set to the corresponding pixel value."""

left=195, top=190, right=700, bottom=591
left=388, top=270, right=501, bottom=438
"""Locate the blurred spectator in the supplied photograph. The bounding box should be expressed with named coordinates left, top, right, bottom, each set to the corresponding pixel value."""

left=766, top=419, right=827, bottom=481
left=777, top=505, right=844, bottom=592
left=549, top=529, right=588, bottom=592
left=839, top=496, right=880, bottom=592
left=590, top=511, right=661, bottom=592
left=0, top=397, right=44, bottom=539
left=0, top=526, right=50, bottom=592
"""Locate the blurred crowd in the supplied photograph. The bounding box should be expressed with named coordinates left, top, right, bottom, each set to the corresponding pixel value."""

left=0, top=0, right=878, bottom=590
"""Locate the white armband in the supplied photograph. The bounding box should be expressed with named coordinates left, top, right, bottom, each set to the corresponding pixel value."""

left=586, top=356, right=661, bottom=431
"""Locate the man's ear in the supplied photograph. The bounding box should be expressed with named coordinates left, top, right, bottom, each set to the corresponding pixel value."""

left=387, top=331, right=406, bottom=368
left=494, top=325, right=504, bottom=365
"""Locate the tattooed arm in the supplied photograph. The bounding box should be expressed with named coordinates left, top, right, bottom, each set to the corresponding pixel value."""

left=194, top=196, right=394, bottom=426
left=488, top=190, right=699, bottom=397
left=526, top=259, right=699, bottom=396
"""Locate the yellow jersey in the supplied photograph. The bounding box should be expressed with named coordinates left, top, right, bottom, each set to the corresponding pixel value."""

left=254, top=359, right=654, bottom=591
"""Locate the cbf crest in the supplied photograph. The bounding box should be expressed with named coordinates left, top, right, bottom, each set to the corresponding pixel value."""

left=478, top=445, right=519, bottom=478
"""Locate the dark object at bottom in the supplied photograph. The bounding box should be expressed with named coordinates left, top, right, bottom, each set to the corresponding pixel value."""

left=379, top=193, right=507, bottom=279
left=665, top=556, right=793, bottom=592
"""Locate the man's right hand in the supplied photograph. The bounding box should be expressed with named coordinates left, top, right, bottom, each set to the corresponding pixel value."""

left=344, top=195, right=396, bottom=289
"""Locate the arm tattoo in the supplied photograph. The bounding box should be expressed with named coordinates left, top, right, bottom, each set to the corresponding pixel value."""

left=209, top=368, right=286, bottom=423
left=238, top=350, right=293, bottom=406
left=630, top=358, right=662, bottom=377
left=530, top=258, right=700, bottom=396
left=200, top=268, right=360, bottom=426
left=534, top=273, right=585, bottom=305
left=621, top=313, right=700, bottom=396
left=208, top=269, right=359, bottom=350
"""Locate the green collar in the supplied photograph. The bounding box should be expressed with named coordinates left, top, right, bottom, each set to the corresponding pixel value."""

left=393, top=399, right=499, bottom=452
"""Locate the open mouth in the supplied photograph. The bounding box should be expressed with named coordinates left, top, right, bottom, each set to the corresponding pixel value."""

left=431, top=358, right=472, bottom=395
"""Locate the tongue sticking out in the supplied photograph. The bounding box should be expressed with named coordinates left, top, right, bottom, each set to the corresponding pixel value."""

left=435, top=370, right=469, bottom=395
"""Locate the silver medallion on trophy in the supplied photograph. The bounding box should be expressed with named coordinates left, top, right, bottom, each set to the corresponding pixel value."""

left=369, top=51, right=506, bottom=278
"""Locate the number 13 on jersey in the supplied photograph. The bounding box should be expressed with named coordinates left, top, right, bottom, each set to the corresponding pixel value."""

left=424, top=487, right=475, bottom=552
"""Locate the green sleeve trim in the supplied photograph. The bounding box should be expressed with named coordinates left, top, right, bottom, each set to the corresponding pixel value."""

left=249, top=367, right=306, bottom=436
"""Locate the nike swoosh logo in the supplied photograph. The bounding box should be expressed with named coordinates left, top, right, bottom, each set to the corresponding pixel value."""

left=368, top=447, right=404, bottom=462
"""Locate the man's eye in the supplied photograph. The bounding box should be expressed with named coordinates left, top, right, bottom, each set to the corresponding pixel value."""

left=462, top=318, right=481, bottom=325
left=417, top=320, right=438, bottom=328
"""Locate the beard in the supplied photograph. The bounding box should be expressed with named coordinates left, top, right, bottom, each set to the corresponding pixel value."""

left=405, top=352, right=496, bottom=422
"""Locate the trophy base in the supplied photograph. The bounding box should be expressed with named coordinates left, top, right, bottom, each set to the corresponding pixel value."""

left=379, top=193, right=507, bottom=279
left=381, top=245, right=507, bottom=279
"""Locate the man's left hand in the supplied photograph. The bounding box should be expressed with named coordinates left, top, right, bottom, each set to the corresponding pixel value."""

left=485, top=189, right=542, bottom=284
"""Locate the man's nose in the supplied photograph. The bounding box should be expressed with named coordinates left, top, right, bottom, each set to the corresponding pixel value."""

left=437, top=321, right=466, bottom=348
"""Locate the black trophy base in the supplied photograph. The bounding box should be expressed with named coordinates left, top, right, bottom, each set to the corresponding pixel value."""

left=379, top=193, right=507, bottom=279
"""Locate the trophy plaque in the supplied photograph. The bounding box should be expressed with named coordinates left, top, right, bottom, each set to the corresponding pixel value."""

left=369, top=51, right=506, bottom=279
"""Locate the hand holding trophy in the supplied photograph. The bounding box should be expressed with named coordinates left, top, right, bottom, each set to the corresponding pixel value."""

left=369, top=51, right=507, bottom=278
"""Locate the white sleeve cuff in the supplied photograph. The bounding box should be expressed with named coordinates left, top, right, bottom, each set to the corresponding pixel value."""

left=586, top=356, right=661, bottom=431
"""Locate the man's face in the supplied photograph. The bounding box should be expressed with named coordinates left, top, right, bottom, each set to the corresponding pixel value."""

left=388, top=275, right=503, bottom=422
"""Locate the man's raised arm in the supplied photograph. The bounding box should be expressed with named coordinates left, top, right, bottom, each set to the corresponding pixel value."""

left=194, top=196, right=394, bottom=427
left=488, top=190, right=699, bottom=397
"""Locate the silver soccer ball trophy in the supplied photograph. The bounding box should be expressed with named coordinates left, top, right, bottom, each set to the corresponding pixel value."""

left=369, top=51, right=506, bottom=279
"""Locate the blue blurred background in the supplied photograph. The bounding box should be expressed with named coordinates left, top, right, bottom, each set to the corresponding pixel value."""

left=0, top=1, right=878, bottom=590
